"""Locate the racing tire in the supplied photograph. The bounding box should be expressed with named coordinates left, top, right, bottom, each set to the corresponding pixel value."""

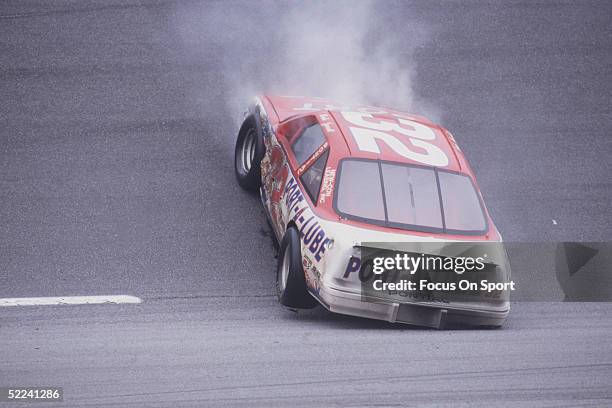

left=276, top=227, right=319, bottom=309
left=234, top=114, right=265, bottom=191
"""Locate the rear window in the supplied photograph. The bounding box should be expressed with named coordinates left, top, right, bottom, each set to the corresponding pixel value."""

left=381, top=163, right=443, bottom=229
left=336, top=160, right=385, bottom=221
left=438, top=171, right=486, bottom=231
left=335, top=159, right=487, bottom=234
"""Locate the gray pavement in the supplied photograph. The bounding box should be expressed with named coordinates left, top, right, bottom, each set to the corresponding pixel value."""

left=1, top=1, right=611, bottom=406
left=2, top=299, right=611, bottom=407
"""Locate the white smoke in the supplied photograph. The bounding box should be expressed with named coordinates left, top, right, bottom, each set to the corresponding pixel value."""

left=174, top=0, right=437, bottom=124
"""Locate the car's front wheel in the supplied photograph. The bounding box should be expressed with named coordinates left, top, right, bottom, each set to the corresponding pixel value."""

left=276, top=227, right=319, bottom=309
left=234, top=115, right=264, bottom=191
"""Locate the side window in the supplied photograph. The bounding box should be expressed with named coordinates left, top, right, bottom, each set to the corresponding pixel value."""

left=291, top=124, right=326, bottom=165
left=300, top=150, right=329, bottom=203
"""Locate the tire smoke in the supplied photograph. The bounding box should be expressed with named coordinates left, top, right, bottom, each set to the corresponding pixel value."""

left=174, top=0, right=436, bottom=125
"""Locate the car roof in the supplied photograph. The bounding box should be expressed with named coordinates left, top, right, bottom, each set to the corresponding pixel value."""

left=264, top=95, right=465, bottom=172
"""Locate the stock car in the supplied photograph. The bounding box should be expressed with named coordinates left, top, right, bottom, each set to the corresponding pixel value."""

left=234, top=95, right=510, bottom=328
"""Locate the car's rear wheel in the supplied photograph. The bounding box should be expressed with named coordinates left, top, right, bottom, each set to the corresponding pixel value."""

left=276, top=227, right=319, bottom=309
left=234, top=115, right=264, bottom=191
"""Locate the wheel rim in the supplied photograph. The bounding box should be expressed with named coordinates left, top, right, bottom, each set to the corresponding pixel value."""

left=240, top=128, right=256, bottom=174
left=280, top=246, right=290, bottom=292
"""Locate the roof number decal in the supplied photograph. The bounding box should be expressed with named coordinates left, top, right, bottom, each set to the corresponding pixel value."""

left=341, top=112, right=449, bottom=167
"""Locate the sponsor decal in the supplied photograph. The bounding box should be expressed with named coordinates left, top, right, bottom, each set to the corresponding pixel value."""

left=318, top=113, right=336, bottom=133
left=302, top=255, right=321, bottom=293
left=343, top=256, right=361, bottom=278
left=297, top=141, right=328, bottom=176
left=254, top=99, right=273, bottom=140
left=293, top=102, right=350, bottom=112
left=264, top=143, right=289, bottom=234
left=319, top=167, right=336, bottom=204
left=284, top=177, right=330, bottom=262
left=292, top=102, right=387, bottom=115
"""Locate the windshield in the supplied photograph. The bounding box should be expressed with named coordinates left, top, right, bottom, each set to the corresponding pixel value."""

left=335, top=159, right=487, bottom=234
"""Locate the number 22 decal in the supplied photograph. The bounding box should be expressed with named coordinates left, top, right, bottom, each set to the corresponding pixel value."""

left=341, top=112, right=449, bottom=167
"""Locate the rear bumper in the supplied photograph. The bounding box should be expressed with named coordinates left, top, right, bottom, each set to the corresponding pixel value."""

left=316, top=284, right=509, bottom=329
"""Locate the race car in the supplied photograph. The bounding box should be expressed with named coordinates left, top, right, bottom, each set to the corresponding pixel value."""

left=234, top=95, right=510, bottom=328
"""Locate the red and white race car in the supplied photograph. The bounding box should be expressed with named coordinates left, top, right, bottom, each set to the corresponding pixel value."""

left=235, top=95, right=510, bottom=328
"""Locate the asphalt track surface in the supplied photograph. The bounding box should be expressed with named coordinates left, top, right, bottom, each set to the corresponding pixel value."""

left=1, top=1, right=611, bottom=407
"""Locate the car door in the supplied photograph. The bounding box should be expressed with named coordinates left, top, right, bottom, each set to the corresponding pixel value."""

left=279, top=119, right=329, bottom=236
left=264, top=115, right=329, bottom=239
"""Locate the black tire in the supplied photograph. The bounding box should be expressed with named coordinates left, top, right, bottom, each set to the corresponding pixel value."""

left=234, top=114, right=265, bottom=191
left=276, top=227, right=319, bottom=309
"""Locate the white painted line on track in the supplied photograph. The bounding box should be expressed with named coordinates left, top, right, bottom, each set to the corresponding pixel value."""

left=0, top=295, right=142, bottom=307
